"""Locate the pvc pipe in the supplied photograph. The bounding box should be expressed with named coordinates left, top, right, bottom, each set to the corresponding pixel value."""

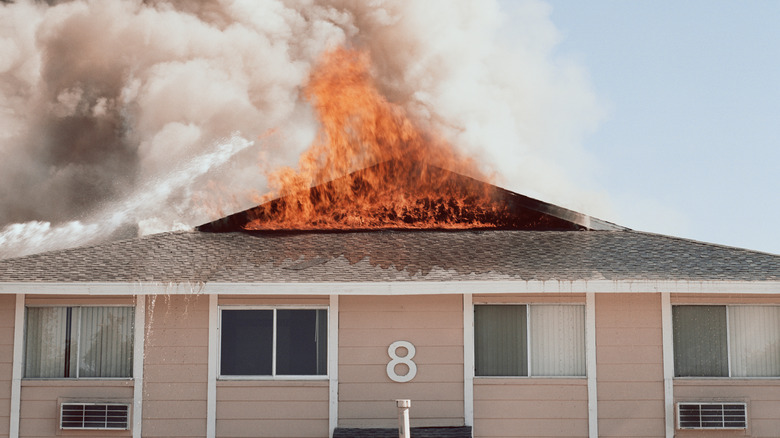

left=396, top=399, right=411, bottom=438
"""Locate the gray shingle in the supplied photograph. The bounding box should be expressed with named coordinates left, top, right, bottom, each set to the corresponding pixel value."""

left=0, top=229, right=777, bottom=283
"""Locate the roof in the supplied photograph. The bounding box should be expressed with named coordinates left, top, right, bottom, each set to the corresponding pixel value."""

left=196, top=161, right=626, bottom=232
left=0, top=229, right=776, bottom=284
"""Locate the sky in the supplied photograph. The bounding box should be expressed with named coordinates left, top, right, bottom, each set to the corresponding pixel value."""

left=526, top=0, right=780, bottom=254
left=0, top=0, right=777, bottom=258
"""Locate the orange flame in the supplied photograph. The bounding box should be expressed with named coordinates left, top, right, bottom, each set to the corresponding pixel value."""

left=246, top=47, right=508, bottom=230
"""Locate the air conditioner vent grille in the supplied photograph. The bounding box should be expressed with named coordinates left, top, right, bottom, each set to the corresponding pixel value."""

left=60, top=403, right=130, bottom=430
left=677, top=402, right=747, bottom=430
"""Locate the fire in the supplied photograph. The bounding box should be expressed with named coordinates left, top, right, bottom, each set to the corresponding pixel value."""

left=245, top=47, right=509, bottom=230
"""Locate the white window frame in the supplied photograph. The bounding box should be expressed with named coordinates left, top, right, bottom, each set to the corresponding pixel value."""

left=23, top=305, right=135, bottom=380
left=474, top=303, right=586, bottom=379
left=218, top=305, right=329, bottom=380
left=673, top=304, right=780, bottom=379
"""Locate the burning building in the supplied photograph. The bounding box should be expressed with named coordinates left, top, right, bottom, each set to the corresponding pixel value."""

left=0, top=46, right=779, bottom=438
left=0, top=163, right=778, bottom=438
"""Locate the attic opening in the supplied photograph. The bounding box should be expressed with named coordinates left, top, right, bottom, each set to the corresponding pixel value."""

left=197, top=160, right=624, bottom=233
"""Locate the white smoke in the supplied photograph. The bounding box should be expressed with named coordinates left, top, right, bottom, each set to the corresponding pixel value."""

left=0, top=0, right=608, bottom=259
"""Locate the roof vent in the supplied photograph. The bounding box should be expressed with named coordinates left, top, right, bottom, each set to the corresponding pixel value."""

left=677, top=402, right=747, bottom=430
left=60, top=403, right=130, bottom=430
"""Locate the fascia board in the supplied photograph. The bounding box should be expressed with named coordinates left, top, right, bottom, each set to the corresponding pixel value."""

left=0, top=280, right=778, bottom=295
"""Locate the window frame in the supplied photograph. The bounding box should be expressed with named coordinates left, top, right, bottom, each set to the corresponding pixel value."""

left=23, top=304, right=135, bottom=380
left=218, top=305, right=329, bottom=380
left=672, top=304, right=780, bottom=379
left=473, top=303, right=586, bottom=379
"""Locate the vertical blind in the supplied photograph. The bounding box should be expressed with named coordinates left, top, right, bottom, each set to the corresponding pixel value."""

left=475, top=304, right=586, bottom=377
left=79, top=307, right=134, bottom=378
left=530, top=305, right=586, bottom=376
left=25, top=306, right=134, bottom=378
left=729, top=306, right=780, bottom=377
left=673, top=305, right=728, bottom=377
left=475, top=305, right=527, bottom=376
left=673, top=305, right=780, bottom=377
left=25, top=307, right=70, bottom=378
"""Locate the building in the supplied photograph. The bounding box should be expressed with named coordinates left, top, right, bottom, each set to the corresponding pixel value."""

left=0, top=167, right=778, bottom=438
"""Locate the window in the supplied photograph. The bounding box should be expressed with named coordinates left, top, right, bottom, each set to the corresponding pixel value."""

left=474, top=304, right=585, bottom=377
left=220, top=308, right=328, bottom=377
left=24, top=306, right=134, bottom=378
left=673, top=305, right=780, bottom=377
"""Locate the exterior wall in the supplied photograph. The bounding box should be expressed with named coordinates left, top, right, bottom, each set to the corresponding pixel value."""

left=596, top=293, right=665, bottom=437
left=674, top=381, right=780, bottom=438
left=18, top=295, right=135, bottom=438
left=216, top=381, right=328, bottom=438
left=672, top=294, right=780, bottom=437
left=472, top=294, right=589, bottom=438
left=4, top=290, right=778, bottom=438
left=338, top=294, right=464, bottom=428
left=0, top=295, right=16, bottom=438
left=216, top=295, right=330, bottom=438
left=474, top=379, right=588, bottom=437
left=19, top=381, right=133, bottom=437
left=142, top=294, right=209, bottom=438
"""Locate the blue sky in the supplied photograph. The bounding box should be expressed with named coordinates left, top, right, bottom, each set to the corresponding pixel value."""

left=520, top=1, right=779, bottom=254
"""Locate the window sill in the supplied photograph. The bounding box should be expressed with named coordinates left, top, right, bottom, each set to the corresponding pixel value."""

left=217, top=379, right=328, bottom=387
left=21, top=379, right=134, bottom=387
left=674, top=378, right=780, bottom=385
left=474, top=376, right=586, bottom=384
left=218, top=375, right=328, bottom=381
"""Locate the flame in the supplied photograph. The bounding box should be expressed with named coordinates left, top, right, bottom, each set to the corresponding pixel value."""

left=245, top=47, right=509, bottom=230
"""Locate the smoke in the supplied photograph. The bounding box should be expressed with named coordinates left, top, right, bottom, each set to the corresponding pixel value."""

left=0, top=0, right=608, bottom=259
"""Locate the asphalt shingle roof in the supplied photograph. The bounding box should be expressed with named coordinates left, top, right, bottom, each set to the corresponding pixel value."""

left=0, top=229, right=777, bottom=283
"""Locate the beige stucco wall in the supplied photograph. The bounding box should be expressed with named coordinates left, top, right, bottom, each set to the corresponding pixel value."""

left=674, top=381, right=780, bottom=438
left=0, top=294, right=15, bottom=438
left=474, top=379, right=588, bottom=437
left=672, top=293, right=780, bottom=437
left=596, top=293, right=665, bottom=437
left=216, top=295, right=330, bottom=438
left=17, top=295, right=135, bottom=438
left=19, top=381, right=133, bottom=438
left=142, top=294, right=209, bottom=438
left=6, top=290, right=780, bottom=438
left=472, top=294, right=589, bottom=438
left=338, top=294, right=464, bottom=428
left=217, top=381, right=328, bottom=438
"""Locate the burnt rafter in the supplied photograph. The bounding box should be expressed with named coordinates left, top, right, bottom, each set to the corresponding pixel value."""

left=196, top=160, right=626, bottom=233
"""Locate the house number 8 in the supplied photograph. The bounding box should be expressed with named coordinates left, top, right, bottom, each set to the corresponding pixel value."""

left=387, top=340, right=417, bottom=383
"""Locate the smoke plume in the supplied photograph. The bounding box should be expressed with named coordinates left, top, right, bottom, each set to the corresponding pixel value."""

left=0, top=0, right=607, bottom=258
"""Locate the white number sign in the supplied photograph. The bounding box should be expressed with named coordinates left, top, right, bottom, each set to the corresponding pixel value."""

left=387, top=340, right=417, bottom=383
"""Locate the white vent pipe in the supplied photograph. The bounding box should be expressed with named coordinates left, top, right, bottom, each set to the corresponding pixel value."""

left=396, top=399, right=411, bottom=438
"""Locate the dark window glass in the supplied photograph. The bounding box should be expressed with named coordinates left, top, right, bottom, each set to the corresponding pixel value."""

left=276, top=309, right=328, bottom=375
left=474, top=305, right=527, bottom=376
left=220, top=310, right=273, bottom=375
left=673, top=305, right=728, bottom=377
left=220, top=309, right=327, bottom=376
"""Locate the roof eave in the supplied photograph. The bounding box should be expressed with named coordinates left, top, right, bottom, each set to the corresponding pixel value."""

left=2, top=279, right=777, bottom=296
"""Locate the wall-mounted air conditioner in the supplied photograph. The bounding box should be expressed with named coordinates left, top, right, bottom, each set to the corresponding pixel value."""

left=60, top=402, right=130, bottom=430
left=677, top=402, right=747, bottom=430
